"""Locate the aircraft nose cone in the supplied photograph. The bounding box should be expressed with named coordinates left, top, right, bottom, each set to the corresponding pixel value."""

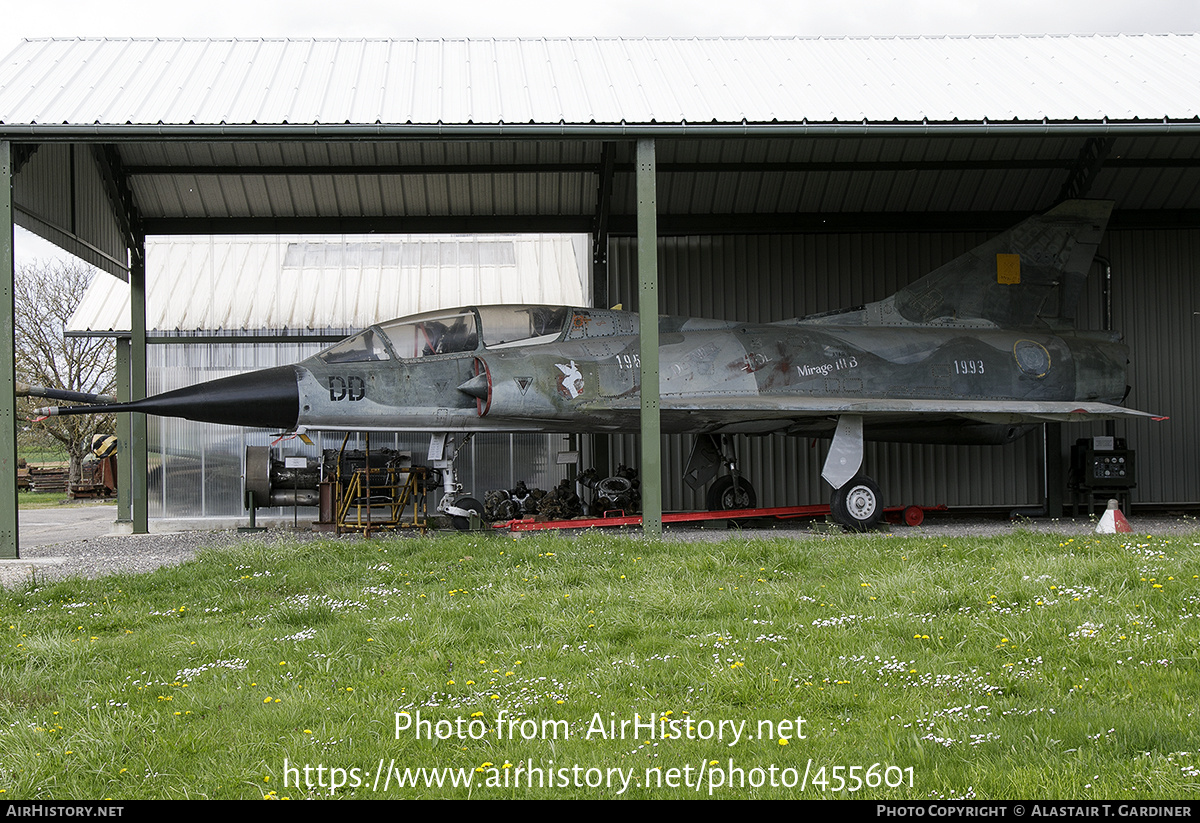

left=134, top=365, right=301, bottom=429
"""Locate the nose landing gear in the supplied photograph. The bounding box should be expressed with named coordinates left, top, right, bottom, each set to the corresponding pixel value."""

left=830, top=475, right=883, bottom=531
left=430, top=432, right=485, bottom=530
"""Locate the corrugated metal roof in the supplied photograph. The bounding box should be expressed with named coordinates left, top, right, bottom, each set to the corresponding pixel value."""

left=68, top=234, right=589, bottom=333
left=3, top=35, right=1199, bottom=129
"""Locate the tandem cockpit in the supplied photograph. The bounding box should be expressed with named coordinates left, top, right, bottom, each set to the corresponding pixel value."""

left=318, top=305, right=574, bottom=364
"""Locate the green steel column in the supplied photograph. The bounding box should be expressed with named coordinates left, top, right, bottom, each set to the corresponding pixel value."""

left=636, top=139, right=662, bottom=537
left=115, top=337, right=131, bottom=524
left=130, top=241, right=148, bottom=534
left=0, top=142, right=17, bottom=559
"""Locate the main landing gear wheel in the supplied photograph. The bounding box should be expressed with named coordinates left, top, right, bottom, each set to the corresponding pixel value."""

left=450, top=496, right=483, bottom=531
left=706, top=476, right=757, bottom=512
left=830, top=476, right=883, bottom=532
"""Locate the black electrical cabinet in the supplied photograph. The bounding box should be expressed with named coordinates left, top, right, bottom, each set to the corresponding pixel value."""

left=1069, top=437, right=1136, bottom=515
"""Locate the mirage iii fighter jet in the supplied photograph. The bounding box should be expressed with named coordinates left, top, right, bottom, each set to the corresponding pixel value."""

left=40, top=200, right=1163, bottom=529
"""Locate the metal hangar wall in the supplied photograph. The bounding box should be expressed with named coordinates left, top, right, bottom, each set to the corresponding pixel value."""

left=606, top=226, right=1199, bottom=511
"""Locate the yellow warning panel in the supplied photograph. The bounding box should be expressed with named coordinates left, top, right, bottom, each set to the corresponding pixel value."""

left=996, top=253, right=1021, bottom=285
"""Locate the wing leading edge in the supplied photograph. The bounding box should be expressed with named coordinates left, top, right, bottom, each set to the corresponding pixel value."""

left=653, top=394, right=1166, bottom=436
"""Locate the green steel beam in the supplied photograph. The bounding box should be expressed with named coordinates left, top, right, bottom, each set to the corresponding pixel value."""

left=129, top=240, right=148, bottom=534
left=128, top=162, right=602, bottom=176
left=636, top=138, right=662, bottom=538
left=591, top=142, right=616, bottom=479
left=65, top=332, right=348, bottom=344
left=144, top=215, right=592, bottom=236
left=143, top=209, right=1200, bottom=238
left=115, top=338, right=131, bottom=524
left=1, top=141, right=16, bottom=558
left=123, top=157, right=1200, bottom=178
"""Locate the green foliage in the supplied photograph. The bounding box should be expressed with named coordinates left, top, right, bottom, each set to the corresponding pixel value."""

left=0, top=529, right=1196, bottom=799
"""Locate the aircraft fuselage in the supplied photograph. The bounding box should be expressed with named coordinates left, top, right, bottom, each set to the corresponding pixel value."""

left=295, top=307, right=1129, bottom=444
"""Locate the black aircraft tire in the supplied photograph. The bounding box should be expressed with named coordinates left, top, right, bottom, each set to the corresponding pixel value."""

left=706, top=476, right=757, bottom=512
left=450, top=496, right=484, bottom=531
left=830, top=476, right=883, bottom=532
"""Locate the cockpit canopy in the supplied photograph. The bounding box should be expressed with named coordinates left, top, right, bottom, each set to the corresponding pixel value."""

left=318, top=305, right=573, bottom=363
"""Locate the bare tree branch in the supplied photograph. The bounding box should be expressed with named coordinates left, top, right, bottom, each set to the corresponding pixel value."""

left=15, top=259, right=116, bottom=483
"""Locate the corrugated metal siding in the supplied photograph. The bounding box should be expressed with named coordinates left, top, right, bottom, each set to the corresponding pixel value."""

left=121, top=139, right=602, bottom=222
left=1076, top=230, right=1200, bottom=506
left=607, top=232, right=1100, bottom=511
left=4, top=36, right=1200, bottom=128
left=109, top=133, right=1200, bottom=235
left=645, top=136, right=1096, bottom=216
left=11, top=144, right=129, bottom=277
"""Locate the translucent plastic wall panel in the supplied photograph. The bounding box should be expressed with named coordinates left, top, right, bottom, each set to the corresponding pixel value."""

left=141, top=232, right=588, bottom=519
left=512, top=433, right=566, bottom=492
left=148, top=341, right=326, bottom=518
left=470, top=433, right=571, bottom=499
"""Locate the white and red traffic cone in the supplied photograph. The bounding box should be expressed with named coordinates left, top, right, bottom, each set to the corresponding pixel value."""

left=1095, top=498, right=1132, bottom=534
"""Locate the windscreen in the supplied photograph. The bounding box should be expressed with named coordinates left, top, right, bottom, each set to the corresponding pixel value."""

left=318, top=328, right=391, bottom=363
left=378, top=310, right=480, bottom=359
left=478, top=305, right=571, bottom=348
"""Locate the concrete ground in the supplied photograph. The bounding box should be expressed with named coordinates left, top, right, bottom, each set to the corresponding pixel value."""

left=15, top=503, right=121, bottom=549
left=0, top=504, right=306, bottom=588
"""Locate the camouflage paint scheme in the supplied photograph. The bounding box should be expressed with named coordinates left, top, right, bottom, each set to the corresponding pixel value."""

left=296, top=200, right=1150, bottom=444
left=301, top=306, right=1133, bottom=443
left=41, top=200, right=1163, bottom=528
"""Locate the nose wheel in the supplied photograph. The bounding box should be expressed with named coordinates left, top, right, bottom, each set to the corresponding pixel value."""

left=830, top=476, right=882, bottom=531
left=450, top=495, right=484, bottom=531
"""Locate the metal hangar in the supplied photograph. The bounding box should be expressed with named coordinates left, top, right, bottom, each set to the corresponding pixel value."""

left=3, top=36, right=1200, bottom=556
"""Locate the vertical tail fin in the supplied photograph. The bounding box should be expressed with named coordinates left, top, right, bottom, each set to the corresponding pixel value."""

left=802, top=200, right=1113, bottom=330
left=892, top=200, right=1113, bottom=329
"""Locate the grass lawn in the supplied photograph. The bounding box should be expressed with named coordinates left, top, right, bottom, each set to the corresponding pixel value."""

left=0, top=527, right=1196, bottom=799
left=16, top=491, right=74, bottom=510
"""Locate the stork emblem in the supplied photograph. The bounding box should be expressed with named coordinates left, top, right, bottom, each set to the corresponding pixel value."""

left=555, top=360, right=584, bottom=399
